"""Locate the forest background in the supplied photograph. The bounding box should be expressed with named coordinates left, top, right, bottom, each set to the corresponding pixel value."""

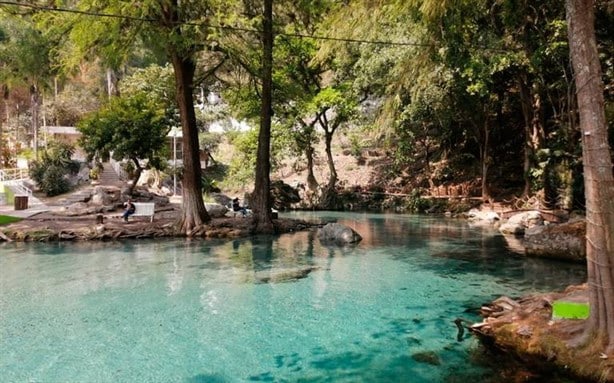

left=1, top=0, right=612, bottom=214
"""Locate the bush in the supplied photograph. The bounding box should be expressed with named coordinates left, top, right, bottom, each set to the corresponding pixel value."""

left=28, top=142, right=77, bottom=196
left=40, top=165, right=70, bottom=196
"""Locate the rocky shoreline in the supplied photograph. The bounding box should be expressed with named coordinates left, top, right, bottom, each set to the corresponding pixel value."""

left=470, top=284, right=613, bottom=382
left=0, top=207, right=317, bottom=242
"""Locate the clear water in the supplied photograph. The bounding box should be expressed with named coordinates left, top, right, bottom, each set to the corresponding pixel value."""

left=0, top=212, right=587, bottom=383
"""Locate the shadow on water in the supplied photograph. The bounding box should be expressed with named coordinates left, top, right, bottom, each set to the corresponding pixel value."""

left=187, top=374, right=227, bottom=383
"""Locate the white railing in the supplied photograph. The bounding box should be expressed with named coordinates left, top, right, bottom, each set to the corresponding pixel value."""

left=3, top=180, right=33, bottom=196
left=0, top=168, right=29, bottom=182
left=109, top=157, right=128, bottom=180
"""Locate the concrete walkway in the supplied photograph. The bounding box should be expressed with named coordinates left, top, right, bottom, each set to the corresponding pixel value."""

left=0, top=203, right=52, bottom=218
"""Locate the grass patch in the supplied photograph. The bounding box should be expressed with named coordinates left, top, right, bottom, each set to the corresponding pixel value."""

left=0, top=215, right=22, bottom=225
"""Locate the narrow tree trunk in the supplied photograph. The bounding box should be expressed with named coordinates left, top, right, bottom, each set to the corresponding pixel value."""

left=251, top=0, right=274, bottom=234
left=127, top=157, right=142, bottom=196
left=305, top=144, right=318, bottom=192
left=567, top=0, right=614, bottom=352
left=30, top=85, right=39, bottom=160
left=519, top=75, right=534, bottom=197
left=171, top=53, right=211, bottom=234
left=481, top=120, right=491, bottom=203
left=324, top=131, right=337, bottom=190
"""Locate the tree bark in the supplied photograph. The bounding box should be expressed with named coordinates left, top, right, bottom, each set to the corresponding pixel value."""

left=480, top=119, right=491, bottom=203
left=30, top=84, right=39, bottom=160
left=251, top=0, right=274, bottom=234
left=171, top=53, right=211, bottom=234
left=305, top=144, right=318, bottom=192
left=566, top=0, right=614, bottom=352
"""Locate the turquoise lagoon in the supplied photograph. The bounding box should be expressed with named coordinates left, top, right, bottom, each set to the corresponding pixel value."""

left=0, top=212, right=586, bottom=382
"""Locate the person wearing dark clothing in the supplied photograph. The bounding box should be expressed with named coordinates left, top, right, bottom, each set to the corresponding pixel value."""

left=232, top=197, right=246, bottom=217
left=123, top=199, right=136, bottom=222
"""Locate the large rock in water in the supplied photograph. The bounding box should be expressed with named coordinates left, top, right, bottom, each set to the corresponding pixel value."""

left=317, top=223, right=362, bottom=245
left=499, top=210, right=544, bottom=235
left=524, top=219, right=586, bottom=262
left=465, top=208, right=500, bottom=227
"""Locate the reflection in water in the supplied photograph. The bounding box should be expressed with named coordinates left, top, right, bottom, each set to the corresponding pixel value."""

left=0, top=212, right=586, bottom=383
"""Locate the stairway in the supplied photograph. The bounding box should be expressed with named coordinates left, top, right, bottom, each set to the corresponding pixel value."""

left=97, top=162, right=123, bottom=187
left=53, top=163, right=123, bottom=206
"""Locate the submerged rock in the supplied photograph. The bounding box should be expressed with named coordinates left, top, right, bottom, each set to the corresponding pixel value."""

left=254, top=266, right=318, bottom=284
left=411, top=351, right=441, bottom=366
left=317, top=222, right=362, bottom=245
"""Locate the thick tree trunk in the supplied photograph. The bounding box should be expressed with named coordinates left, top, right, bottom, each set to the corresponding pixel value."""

left=251, top=0, right=274, bottom=234
left=171, top=54, right=211, bottom=234
left=566, top=0, right=614, bottom=353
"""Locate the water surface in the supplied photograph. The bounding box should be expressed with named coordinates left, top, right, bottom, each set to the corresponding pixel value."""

left=0, top=212, right=587, bottom=382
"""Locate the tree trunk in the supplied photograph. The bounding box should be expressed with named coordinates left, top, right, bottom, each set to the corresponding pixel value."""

left=519, top=75, right=534, bottom=197
left=319, top=130, right=338, bottom=209
left=566, top=0, right=614, bottom=353
left=251, top=0, right=274, bottom=234
left=171, top=53, right=211, bottom=234
left=480, top=119, right=491, bottom=203
left=127, top=157, right=142, bottom=196
left=305, top=144, right=318, bottom=192
left=30, top=84, right=39, bottom=160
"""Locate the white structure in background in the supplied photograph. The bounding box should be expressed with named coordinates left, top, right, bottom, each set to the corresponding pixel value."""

left=167, top=126, right=182, bottom=196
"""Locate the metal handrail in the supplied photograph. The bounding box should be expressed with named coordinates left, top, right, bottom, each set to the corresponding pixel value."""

left=0, top=168, right=29, bottom=182
left=109, top=157, right=128, bottom=180
left=3, top=180, right=32, bottom=196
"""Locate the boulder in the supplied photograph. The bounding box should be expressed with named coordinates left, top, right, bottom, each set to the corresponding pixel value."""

left=524, top=219, right=586, bottom=262
left=499, top=210, right=544, bottom=235
left=90, top=186, right=116, bottom=206
left=318, top=222, right=362, bottom=245
left=205, top=203, right=229, bottom=218
left=270, top=180, right=301, bottom=210
left=466, top=208, right=500, bottom=227
left=60, top=202, right=104, bottom=216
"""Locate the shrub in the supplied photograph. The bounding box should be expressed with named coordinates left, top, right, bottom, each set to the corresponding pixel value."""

left=28, top=142, right=77, bottom=196
left=40, top=165, right=70, bottom=196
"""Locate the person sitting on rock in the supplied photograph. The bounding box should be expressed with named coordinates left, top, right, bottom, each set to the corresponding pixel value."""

left=122, top=198, right=136, bottom=222
left=232, top=197, right=247, bottom=217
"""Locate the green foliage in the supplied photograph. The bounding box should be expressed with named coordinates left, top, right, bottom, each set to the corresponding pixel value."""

left=405, top=190, right=430, bottom=213
left=225, top=124, right=293, bottom=187
left=199, top=132, right=223, bottom=154
left=0, top=12, right=52, bottom=87
left=41, top=165, right=71, bottom=197
left=77, top=92, right=169, bottom=170
left=201, top=176, right=220, bottom=194
left=29, top=142, right=79, bottom=196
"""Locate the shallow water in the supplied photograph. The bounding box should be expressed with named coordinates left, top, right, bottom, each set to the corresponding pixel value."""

left=0, top=212, right=586, bottom=382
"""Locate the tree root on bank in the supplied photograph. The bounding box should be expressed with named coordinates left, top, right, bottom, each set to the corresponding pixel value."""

left=469, top=285, right=614, bottom=382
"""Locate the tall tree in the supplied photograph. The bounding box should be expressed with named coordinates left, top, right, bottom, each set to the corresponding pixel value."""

left=251, top=0, right=275, bottom=233
left=37, top=0, right=215, bottom=233
left=566, top=0, right=614, bottom=353
left=0, top=9, right=52, bottom=160
left=77, top=92, right=169, bottom=194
